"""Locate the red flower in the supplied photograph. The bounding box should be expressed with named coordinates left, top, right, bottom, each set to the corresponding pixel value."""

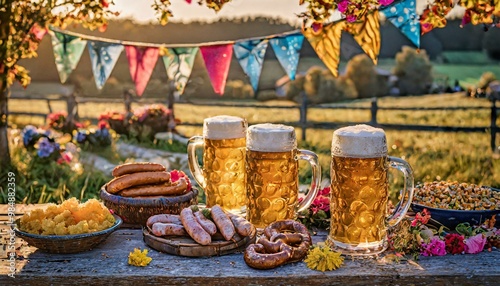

left=100, top=0, right=109, bottom=8
left=311, top=195, right=330, bottom=214
left=318, top=186, right=330, bottom=196
left=98, top=120, right=109, bottom=129
left=444, top=233, right=466, bottom=255
left=412, top=208, right=431, bottom=227
left=170, top=169, right=192, bottom=191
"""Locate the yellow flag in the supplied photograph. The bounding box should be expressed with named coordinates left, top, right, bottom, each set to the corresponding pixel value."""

left=303, top=21, right=345, bottom=77
left=345, top=11, right=381, bottom=65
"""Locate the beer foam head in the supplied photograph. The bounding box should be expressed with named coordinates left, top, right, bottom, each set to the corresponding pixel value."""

left=247, top=123, right=297, bottom=152
left=203, top=115, right=247, bottom=139
left=331, top=124, right=388, bottom=158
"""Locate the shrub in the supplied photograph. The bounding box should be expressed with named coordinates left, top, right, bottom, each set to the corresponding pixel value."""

left=224, top=80, right=254, bottom=99
left=344, top=54, right=386, bottom=98
left=393, top=46, right=433, bottom=96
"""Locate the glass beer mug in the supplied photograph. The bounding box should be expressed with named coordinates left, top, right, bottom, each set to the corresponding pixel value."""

left=187, top=115, right=247, bottom=214
left=246, top=124, right=321, bottom=229
left=327, top=124, right=414, bottom=256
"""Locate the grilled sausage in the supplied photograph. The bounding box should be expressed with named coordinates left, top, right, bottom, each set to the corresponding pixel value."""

left=180, top=208, right=211, bottom=245
left=147, top=214, right=182, bottom=228
left=227, top=212, right=253, bottom=237
left=118, top=178, right=188, bottom=197
left=112, top=162, right=166, bottom=177
left=210, top=205, right=235, bottom=241
left=151, top=222, right=187, bottom=237
left=194, top=211, right=217, bottom=236
left=106, top=171, right=171, bottom=194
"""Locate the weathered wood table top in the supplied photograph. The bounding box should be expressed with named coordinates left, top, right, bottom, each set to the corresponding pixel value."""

left=1, top=206, right=500, bottom=285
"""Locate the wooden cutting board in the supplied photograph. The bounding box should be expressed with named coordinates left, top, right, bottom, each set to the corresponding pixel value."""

left=143, top=226, right=257, bottom=257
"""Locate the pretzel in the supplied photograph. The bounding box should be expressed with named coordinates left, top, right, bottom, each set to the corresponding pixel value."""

left=244, top=220, right=312, bottom=269
left=243, top=243, right=293, bottom=270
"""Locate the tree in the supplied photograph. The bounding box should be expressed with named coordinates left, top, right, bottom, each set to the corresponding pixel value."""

left=0, top=0, right=114, bottom=168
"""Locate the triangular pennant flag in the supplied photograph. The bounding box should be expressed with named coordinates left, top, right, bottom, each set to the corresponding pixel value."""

left=345, top=11, right=381, bottom=65
left=50, top=31, right=87, bottom=83
left=303, top=21, right=345, bottom=77
left=200, top=44, right=233, bottom=95
left=269, top=33, right=304, bottom=80
left=381, top=0, right=420, bottom=47
left=87, top=41, right=124, bottom=90
left=162, top=47, right=198, bottom=95
left=233, top=39, right=268, bottom=91
left=125, top=46, right=159, bottom=96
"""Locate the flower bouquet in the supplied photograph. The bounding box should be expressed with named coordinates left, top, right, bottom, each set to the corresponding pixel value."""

left=298, top=186, right=331, bottom=231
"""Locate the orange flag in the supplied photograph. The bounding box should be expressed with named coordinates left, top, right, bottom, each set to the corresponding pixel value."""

left=345, top=11, right=381, bottom=65
left=303, top=21, right=345, bottom=77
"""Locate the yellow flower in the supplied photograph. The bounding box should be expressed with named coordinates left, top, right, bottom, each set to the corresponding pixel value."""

left=304, top=244, right=344, bottom=271
left=128, top=248, right=152, bottom=267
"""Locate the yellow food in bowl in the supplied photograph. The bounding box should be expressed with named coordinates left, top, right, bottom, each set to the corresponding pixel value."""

left=20, top=198, right=116, bottom=235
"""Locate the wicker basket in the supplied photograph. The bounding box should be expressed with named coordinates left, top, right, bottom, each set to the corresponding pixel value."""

left=13, top=214, right=122, bottom=254
left=100, top=186, right=198, bottom=226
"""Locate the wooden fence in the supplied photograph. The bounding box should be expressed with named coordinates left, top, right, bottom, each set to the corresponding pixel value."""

left=8, top=90, right=500, bottom=152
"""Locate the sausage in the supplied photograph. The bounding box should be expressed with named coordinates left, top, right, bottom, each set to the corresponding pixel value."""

left=147, top=214, right=182, bottom=228
left=151, top=222, right=187, bottom=237
left=180, top=208, right=211, bottom=245
left=227, top=212, right=253, bottom=237
left=106, top=171, right=171, bottom=194
left=244, top=243, right=292, bottom=270
left=112, top=162, right=165, bottom=177
left=210, top=205, right=236, bottom=241
left=194, top=211, right=217, bottom=236
left=118, top=178, right=188, bottom=197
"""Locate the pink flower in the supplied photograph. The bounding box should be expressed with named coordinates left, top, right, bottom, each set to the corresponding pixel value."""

left=421, top=237, right=446, bottom=256
left=465, top=233, right=487, bottom=254
left=318, top=186, right=331, bottom=196
left=311, top=22, right=323, bottom=33
left=378, top=0, right=394, bottom=6
left=411, top=208, right=431, bottom=227
left=346, top=14, right=357, bottom=23
left=311, top=195, right=330, bottom=214
left=337, top=0, right=349, bottom=13
left=444, top=233, right=466, bottom=255
left=170, top=169, right=192, bottom=191
left=98, top=120, right=109, bottom=130
left=57, top=151, right=73, bottom=164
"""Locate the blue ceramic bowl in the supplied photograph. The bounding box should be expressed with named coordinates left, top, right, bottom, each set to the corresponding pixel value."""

left=411, top=187, right=500, bottom=230
left=13, top=214, right=122, bottom=254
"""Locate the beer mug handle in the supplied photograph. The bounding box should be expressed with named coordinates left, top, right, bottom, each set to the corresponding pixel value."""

left=296, top=149, right=322, bottom=213
left=187, top=136, right=206, bottom=188
left=387, top=156, right=415, bottom=228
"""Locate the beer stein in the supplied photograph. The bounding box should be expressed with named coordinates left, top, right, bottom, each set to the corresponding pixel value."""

left=327, top=124, right=414, bottom=256
left=187, top=115, right=247, bottom=214
left=246, top=123, right=321, bottom=228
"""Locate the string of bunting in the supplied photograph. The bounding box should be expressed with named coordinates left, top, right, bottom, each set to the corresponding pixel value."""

left=44, top=0, right=447, bottom=96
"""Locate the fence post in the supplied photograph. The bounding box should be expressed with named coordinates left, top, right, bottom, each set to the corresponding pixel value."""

left=370, top=97, right=378, bottom=125
left=299, top=92, right=308, bottom=141
left=491, top=98, right=498, bottom=153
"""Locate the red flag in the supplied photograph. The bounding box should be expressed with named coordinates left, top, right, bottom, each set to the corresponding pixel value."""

left=200, top=44, right=233, bottom=95
left=125, top=46, right=159, bottom=96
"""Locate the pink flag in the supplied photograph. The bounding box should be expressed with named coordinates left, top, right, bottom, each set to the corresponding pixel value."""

left=200, top=44, right=233, bottom=95
left=125, top=46, right=159, bottom=96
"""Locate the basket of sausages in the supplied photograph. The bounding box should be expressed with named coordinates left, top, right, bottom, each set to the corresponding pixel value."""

left=100, top=162, right=198, bottom=226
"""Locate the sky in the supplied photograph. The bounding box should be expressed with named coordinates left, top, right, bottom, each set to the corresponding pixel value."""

left=110, top=0, right=308, bottom=24
left=110, top=0, right=465, bottom=24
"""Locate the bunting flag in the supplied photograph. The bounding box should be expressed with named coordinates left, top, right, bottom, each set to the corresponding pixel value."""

left=200, top=44, right=233, bottom=95
left=303, top=21, right=345, bottom=77
left=233, top=39, right=268, bottom=91
left=345, top=11, right=381, bottom=65
left=125, top=46, right=159, bottom=96
left=381, top=0, right=420, bottom=47
left=87, top=41, right=124, bottom=90
left=162, top=47, right=198, bottom=95
left=50, top=31, right=87, bottom=83
left=269, top=33, right=304, bottom=80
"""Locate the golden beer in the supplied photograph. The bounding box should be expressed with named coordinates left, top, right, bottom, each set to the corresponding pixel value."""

left=329, top=156, right=388, bottom=246
left=187, top=116, right=247, bottom=214
left=203, top=137, right=247, bottom=212
left=327, top=124, right=414, bottom=256
left=245, top=124, right=321, bottom=229
left=246, top=149, right=299, bottom=228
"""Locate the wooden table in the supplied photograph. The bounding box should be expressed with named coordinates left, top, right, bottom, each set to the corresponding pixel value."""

left=1, top=206, right=500, bottom=285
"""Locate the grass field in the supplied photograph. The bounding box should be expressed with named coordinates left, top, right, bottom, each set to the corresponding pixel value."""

left=8, top=92, right=500, bottom=193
